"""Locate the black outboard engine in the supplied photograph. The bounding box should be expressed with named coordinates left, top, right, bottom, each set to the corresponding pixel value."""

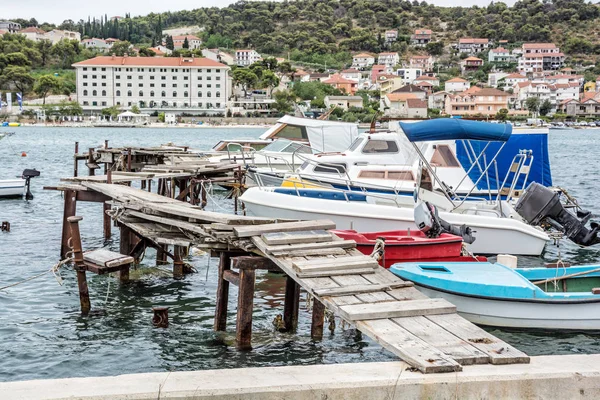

left=21, top=169, right=40, bottom=200
left=414, top=201, right=476, bottom=244
left=515, top=182, right=600, bottom=247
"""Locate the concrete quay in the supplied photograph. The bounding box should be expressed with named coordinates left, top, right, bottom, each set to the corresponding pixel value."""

left=3, top=354, right=600, bottom=400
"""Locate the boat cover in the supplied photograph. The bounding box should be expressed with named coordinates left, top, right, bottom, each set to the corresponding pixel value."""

left=456, top=129, right=552, bottom=190
left=399, top=119, right=512, bottom=142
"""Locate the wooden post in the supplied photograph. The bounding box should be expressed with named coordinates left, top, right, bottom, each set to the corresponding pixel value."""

left=119, top=224, right=133, bottom=256
left=147, top=179, right=152, bottom=193
left=214, top=252, right=231, bottom=331
left=283, top=276, right=300, bottom=332
left=68, top=216, right=91, bottom=314
left=87, top=147, right=95, bottom=176
left=311, top=299, right=325, bottom=340
left=127, top=148, right=132, bottom=172
left=236, top=268, right=256, bottom=350
left=156, top=244, right=168, bottom=265
left=73, top=141, right=79, bottom=177
left=173, top=245, right=184, bottom=279
left=60, top=189, right=77, bottom=258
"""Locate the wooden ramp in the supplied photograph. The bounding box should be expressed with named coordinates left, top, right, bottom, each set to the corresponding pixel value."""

left=78, top=182, right=530, bottom=373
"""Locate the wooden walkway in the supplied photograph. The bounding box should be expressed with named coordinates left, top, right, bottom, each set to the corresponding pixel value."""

left=66, top=182, right=529, bottom=373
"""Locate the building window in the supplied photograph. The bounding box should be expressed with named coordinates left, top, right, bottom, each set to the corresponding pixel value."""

left=101, top=90, right=106, bottom=96
left=116, top=83, right=121, bottom=87
left=92, top=83, right=97, bottom=87
left=216, top=84, right=221, bottom=88
left=83, top=90, right=88, bottom=96
left=92, top=101, right=97, bottom=106
left=207, top=91, right=211, bottom=97
left=102, top=101, right=107, bottom=106
left=116, top=75, right=120, bottom=79
left=207, top=84, right=212, bottom=88
left=184, top=76, right=188, bottom=80
left=207, top=69, right=211, bottom=73
left=83, top=75, right=88, bottom=78
left=216, top=103, right=221, bottom=108
left=101, top=68, right=106, bottom=71
left=184, top=84, right=188, bottom=88
left=198, top=102, right=203, bottom=107
left=173, top=76, right=177, bottom=80
left=216, top=91, right=220, bottom=98
left=161, top=83, right=166, bottom=87
left=161, top=91, right=166, bottom=97
left=116, top=102, right=121, bottom=105
left=173, top=84, right=177, bottom=88
left=216, top=76, right=221, bottom=81
left=207, top=76, right=211, bottom=81
left=127, top=91, right=132, bottom=97
left=198, top=84, right=202, bottom=88
left=150, top=76, right=154, bottom=80
left=83, top=83, right=88, bottom=87
left=83, top=68, right=88, bottom=71
left=139, top=83, right=143, bottom=87
left=139, top=76, right=143, bottom=79
left=127, top=76, right=132, bottom=79
left=184, top=91, right=188, bottom=97
left=92, top=75, right=97, bottom=79
left=116, top=90, right=121, bottom=96
left=92, top=90, right=97, bottom=96
left=127, top=83, right=132, bottom=87
left=128, top=102, right=132, bottom=106
left=150, top=91, right=155, bottom=97
left=101, top=75, right=106, bottom=79
left=150, top=83, right=155, bottom=87
left=198, top=76, right=202, bottom=80
left=161, top=76, right=166, bottom=80
left=173, top=91, right=177, bottom=97
left=101, top=83, right=106, bottom=87
left=83, top=101, right=89, bottom=105
left=198, top=91, right=202, bottom=97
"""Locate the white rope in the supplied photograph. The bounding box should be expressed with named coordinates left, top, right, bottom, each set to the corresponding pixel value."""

left=0, top=257, right=71, bottom=292
left=370, top=238, right=385, bottom=261
left=201, top=181, right=230, bottom=212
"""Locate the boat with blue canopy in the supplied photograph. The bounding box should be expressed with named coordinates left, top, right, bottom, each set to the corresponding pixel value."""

left=390, top=261, right=600, bottom=330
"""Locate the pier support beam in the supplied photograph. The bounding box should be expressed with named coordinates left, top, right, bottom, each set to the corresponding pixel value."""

left=214, top=252, right=231, bottom=331
left=311, top=299, right=325, bottom=340
left=68, top=216, right=91, bottom=315
left=283, top=277, right=300, bottom=332
left=60, top=190, right=77, bottom=259
left=173, top=245, right=185, bottom=279
left=236, top=267, right=256, bottom=350
left=156, top=245, right=168, bottom=266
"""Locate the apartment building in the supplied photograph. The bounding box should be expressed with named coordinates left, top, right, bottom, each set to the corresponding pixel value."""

left=461, top=56, right=484, bottom=74
left=445, top=87, right=513, bottom=116
left=202, top=48, right=234, bottom=65
left=518, top=43, right=564, bottom=74
left=488, top=47, right=516, bottom=63
left=411, top=29, right=432, bottom=47
left=409, top=55, right=434, bottom=72
left=0, top=20, right=21, bottom=33
left=378, top=52, right=400, bottom=68
left=173, top=35, right=202, bottom=50
left=44, top=29, right=81, bottom=44
left=235, top=49, right=261, bottom=66
left=82, top=38, right=111, bottom=50
left=384, top=30, right=398, bottom=44
left=456, top=38, right=489, bottom=54
left=445, top=77, right=470, bottom=93
left=352, top=53, right=376, bottom=69
left=72, top=56, right=230, bottom=114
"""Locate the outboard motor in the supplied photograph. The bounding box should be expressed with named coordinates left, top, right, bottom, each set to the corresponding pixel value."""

left=21, top=169, right=40, bottom=200
left=414, top=201, right=476, bottom=244
left=515, top=182, right=600, bottom=247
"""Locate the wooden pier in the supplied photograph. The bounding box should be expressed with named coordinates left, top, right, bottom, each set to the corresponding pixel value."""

left=45, top=142, right=529, bottom=374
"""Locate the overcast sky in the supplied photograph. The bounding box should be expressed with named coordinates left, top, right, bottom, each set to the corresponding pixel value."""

left=4, top=0, right=515, bottom=25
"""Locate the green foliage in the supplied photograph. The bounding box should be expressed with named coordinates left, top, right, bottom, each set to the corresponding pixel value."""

left=131, top=104, right=141, bottom=114
left=33, top=74, right=61, bottom=104
left=272, top=90, right=295, bottom=114
left=292, top=81, right=343, bottom=104
left=111, top=41, right=132, bottom=56
left=425, top=41, right=444, bottom=56
left=165, top=35, right=174, bottom=50
left=1, top=65, right=35, bottom=93
left=183, top=37, right=189, bottom=49
left=232, top=68, right=259, bottom=96
left=157, top=112, right=165, bottom=122
left=137, top=47, right=155, bottom=57
left=57, top=100, right=83, bottom=116
left=495, top=108, right=509, bottom=121
left=539, top=99, right=553, bottom=116
left=525, top=97, right=541, bottom=114
left=101, top=105, right=121, bottom=117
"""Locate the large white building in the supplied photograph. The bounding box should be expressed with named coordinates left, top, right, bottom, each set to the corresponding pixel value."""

left=73, top=56, right=230, bottom=115
left=518, top=43, right=564, bottom=74
left=235, top=49, right=261, bottom=66
left=173, top=35, right=202, bottom=50
left=44, top=29, right=81, bottom=44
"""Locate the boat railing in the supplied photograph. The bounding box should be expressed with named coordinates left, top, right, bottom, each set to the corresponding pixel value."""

left=226, top=143, right=257, bottom=166
left=495, top=150, right=534, bottom=204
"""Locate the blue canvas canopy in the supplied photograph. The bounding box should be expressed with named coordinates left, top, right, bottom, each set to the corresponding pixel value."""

left=399, top=119, right=512, bottom=142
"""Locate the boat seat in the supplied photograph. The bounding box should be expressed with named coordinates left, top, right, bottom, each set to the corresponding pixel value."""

left=82, top=248, right=134, bottom=275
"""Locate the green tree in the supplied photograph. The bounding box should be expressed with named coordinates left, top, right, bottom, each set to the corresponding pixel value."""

left=425, top=41, right=444, bottom=56
left=272, top=90, right=295, bottom=114
left=51, top=39, right=78, bottom=69
left=33, top=74, right=61, bottom=104
left=111, top=41, right=132, bottom=56
left=101, top=105, right=121, bottom=118
left=183, top=37, right=189, bottom=49
left=232, top=68, right=258, bottom=97
left=36, top=40, right=53, bottom=67
left=6, top=52, right=31, bottom=67
left=131, top=104, right=140, bottom=114
left=57, top=100, right=83, bottom=116
left=157, top=112, right=165, bottom=122
left=1, top=66, right=35, bottom=94
left=495, top=108, right=509, bottom=121
left=165, top=35, right=174, bottom=50
left=137, top=47, right=155, bottom=57
left=539, top=99, right=553, bottom=116
left=260, top=70, right=280, bottom=96
left=525, top=97, right=541, bottom=115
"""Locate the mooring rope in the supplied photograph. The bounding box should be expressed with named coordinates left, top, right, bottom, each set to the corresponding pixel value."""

left=0, top=256, right=71, bottom=292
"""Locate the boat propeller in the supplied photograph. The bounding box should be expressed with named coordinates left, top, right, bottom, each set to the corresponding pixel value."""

left=414, top=201, right=476, bottom=244
left=21, top=169, right=40, bottom=200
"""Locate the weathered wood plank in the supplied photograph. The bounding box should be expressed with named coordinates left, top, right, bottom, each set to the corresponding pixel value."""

left=355, top=319, right=462, bottom=373
left=339, top=298, right=456, bottom=321
left=262, top=230, right=333, bottom=246
left=292, top=257, right=379, bottom=273
left=296, top=268, right=376, bottom=279
left=234, top=220, right=336, bottom=238
left=314, top=282, right=414, bottom=297
left=266, top=240, right=356, bottom=255
left=270, top=247, right=347, bottom=257
left=427, top=314, right=530, bottom=365
left=392, top=316, right=489, bottom=366
left=83, top=249, right=134, bottom=268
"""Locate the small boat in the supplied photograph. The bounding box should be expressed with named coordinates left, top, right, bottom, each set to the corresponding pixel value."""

left=331, top=229, right=486, bottom=268
left=0, top=178, right=26, bottom=198
left=390, top=261, right=600, bottom=330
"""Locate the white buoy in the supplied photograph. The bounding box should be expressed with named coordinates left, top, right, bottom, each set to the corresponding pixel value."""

left=497, top=254, right=518, bottom=269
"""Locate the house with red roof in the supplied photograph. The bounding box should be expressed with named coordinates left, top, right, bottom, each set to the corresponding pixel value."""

left=456, top=38, right=489, bottom=55
left=173, top=35, right=202, bottom=50
left=19, top=27, right=46, bottom=41
left=461, top=56, right=484, bottom=74
left=409, top=55, right=434, bottom=71
left=411, top=29, right=432, bottom=47
left=322, top=73, right=359, bottom=94
left=518, top=43, right=564, bottom=74
left=445, top=77, right=470, bottom=93
left=488, top=47, right=516, bottom=63
left=352, top=53, right=375, bottom=69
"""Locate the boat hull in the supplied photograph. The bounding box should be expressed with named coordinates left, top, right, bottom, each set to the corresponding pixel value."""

left=240, top=188, right=549, bottom=256
left=414, top=284, right=600, bottom=330
left=0, top=179, right=25, bottom=198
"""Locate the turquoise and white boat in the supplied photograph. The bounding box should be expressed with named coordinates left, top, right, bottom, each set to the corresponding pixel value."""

left=390, top=261, right=600, bottom=331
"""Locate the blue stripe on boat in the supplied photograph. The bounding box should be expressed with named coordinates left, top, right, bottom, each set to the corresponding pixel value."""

left=273, top=188, right=368, bottom=202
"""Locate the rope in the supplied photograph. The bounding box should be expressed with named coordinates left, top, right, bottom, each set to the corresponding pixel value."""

left=0, top=257, right=71, bottom=292
left=370, top=238, right=385, bottom=261
left=201, top=182, right=230, bottom=213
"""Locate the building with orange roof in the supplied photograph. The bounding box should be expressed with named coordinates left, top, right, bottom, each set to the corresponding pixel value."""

left=488, top=47, right=516, bottom=63
left=385, top=29, right=398, bottom=43
left=518, top=43, right=564, bottom=74
left=72, top=56, right=230, bottom=113
left=235, top=49, right=261, bottom=66
left=322, top=73, right=358, bottom=94
left=456, top=38, right=489, bottom=54
left=445, top=87, right=524, bottom=117
left=340, top=68, right=362, bottom=81
left=19, top=26, right=46, bottom=41
left=201, top=48, right=233, bottom=65
left=461, top=56, right=484, bottom=74
left=411, top=29, right=432, bottom=47
left=414, top=75, right=440, bottom=87
left=409, top=55, right=434, bottom=71
left=172, top=35, right=202, bottom=50
left=557, top=96, right=600, bottom=117
left=352, top=53, right=376, bottom=69
left=445, top=77, right=470, bottom=93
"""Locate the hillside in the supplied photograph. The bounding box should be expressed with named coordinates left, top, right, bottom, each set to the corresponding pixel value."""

left=10, top=0, right=600, bottom=67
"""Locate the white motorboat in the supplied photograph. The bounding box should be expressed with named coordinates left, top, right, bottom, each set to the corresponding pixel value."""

left=0, top=178, right=26, bottom=198
left=239, top=186, right=549, bottom=256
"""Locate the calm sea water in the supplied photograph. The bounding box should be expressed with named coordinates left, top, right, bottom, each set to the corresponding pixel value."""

left=1, top=126, right=600, bottom=383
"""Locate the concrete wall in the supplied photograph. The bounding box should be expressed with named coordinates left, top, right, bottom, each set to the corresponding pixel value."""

left=3, top=355, right=600, bottom=400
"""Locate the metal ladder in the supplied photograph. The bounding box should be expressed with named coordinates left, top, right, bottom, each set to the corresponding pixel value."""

left=497, top=150, right=534, bottom=202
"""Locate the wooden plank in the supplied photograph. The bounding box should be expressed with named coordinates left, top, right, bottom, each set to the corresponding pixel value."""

left=271, top=247, right=347, bottom=257
left=83, top=249, right=134, bottom=268
left=262, top=230, right=333, bottom=246
left=339, top=298, right=456, bottom=321
left=292, top=258, right=379, bottom=273
left=264, top=239, right=356, bottom=254
left=125, top=210, right=211, bottom=236
left=427, top=314, right=530, bottom=365
left=355, top=319, right=461, bottom=373
left=392, top=316, right=489, bottom=366
left=314, top=282, right=414, bottom=297
left=296, top=268, right=376, bottom=279
left=223, top=269, right=240, bottom=286
left=234, top=220, right=336, bottom=238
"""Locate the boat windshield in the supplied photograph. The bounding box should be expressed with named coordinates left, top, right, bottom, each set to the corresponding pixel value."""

left=261, top=139, right=312, bottom=154
left=347, top=138, right=364, bottom=152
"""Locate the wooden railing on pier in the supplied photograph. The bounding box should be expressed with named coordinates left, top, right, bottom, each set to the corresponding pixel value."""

left=64, top=181, right=529, bottom=373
